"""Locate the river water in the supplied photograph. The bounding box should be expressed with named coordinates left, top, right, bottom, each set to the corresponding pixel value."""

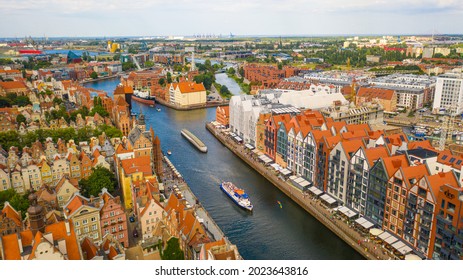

left=85, top=77, right=363, bottom=260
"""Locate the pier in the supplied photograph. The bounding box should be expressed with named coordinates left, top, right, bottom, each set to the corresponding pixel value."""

left=206, top=122, right=390, bottom=260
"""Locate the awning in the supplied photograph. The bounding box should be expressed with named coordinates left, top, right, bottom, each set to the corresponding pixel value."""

left=234, top=136, right=243, bottom=142
left=279, top=168, right=292, bottom=176
left=320, top=194, right=337, bottom=205
left=308, top=186, right=323, bottom=197
left=245, top=143, right=255, bottom=150
left=378, top=231, right=392, bottom=241
left=271, top=163, right=282, bottom=171
left=398, top=244, right=413, bottom=255
left=391, top=241, right=406, bottom=251
left=230, top=132, right=237, bottom=137
left=337, top=206, right=358, bottom=218
left=369, top=228, right=383, bottom=236
left=405, top=254, right=422, bottom=260
left=258, top=155, right=273, bottom=164
left=384, top=235, right=398, bottom=245
left=354, top=217, right=374, bottom=230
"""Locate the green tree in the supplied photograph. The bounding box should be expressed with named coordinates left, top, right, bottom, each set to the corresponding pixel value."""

left=16, top=114, right=26, bottom=125
left=90, top=71, right=98, bottom=79
left=227, top=67, right=236, bottom=75
left=10, top=192, right=30, bottom=219
left=122, top=62, right=135, bottom=71
left=167, top=72, right=172, bottom=84
left=79, top=166, right=117, bottom=197
left=113, top=54, right=121, bottom=61
left=161, top=237, right=184, bottom=260
left=277, top=63, right=283, bottom=70
left=158, top=78, right=166, bottom=87
left=53, top=97, right=63, bottom=105
left=145, top=61, right=154, bottom=68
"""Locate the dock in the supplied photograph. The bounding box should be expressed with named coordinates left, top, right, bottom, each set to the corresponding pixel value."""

left=181, top=129, right=208, bottom=152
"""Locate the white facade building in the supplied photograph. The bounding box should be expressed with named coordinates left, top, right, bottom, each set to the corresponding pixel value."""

left=229, top=90, right=347, bottom=146
left=432, top=73, right=463, bottom=115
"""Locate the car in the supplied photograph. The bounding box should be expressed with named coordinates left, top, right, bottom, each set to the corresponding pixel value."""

left=129, top=216, right=135, bottom=223
left=133, top=229, right=139, bottom=238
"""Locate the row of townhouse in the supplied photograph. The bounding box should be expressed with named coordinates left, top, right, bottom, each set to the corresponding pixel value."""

left=0, top=135, right=115, bottom=194
left=258, top=107, right=463, bottom=259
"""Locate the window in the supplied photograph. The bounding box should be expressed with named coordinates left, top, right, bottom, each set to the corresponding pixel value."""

left=119, top=225, right=123, bottom=231
left=75, top=221, right=79, bottom=227
left=118, top=217, right=122, bottom=222
left=119, top=233, right=124, bottom=239
left=84, top=227, right=89, bottom=233
left=92, top=224, right=97, bottom=231
left=91, top=217, right=96, bottom=222
left=105, top=229, right=109, bottom=235
left=112, top=227, right=116, bottom=233
left=110, top=211, right=115, bottom=217
left=82, top=219, right=88, bottom=225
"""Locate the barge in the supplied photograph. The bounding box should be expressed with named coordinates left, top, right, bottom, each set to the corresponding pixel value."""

left=181, top=129, right=208, bottom=153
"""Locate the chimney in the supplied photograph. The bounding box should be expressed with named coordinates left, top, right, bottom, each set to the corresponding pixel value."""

left=64, top=219, right=71, bottom=236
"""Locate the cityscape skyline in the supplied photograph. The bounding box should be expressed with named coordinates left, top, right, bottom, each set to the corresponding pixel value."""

left=1, top=0, right=462, bottom=37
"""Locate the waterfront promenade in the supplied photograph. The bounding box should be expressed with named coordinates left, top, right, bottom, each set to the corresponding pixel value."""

left=206, top=122, right=391, bottom=260
left=160, top=153, right=239, bottom=258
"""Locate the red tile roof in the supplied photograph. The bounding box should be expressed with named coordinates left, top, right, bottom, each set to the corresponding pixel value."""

left=357, top=87, right=395, bottom=101
left=121, top=156, right=152, bottom=176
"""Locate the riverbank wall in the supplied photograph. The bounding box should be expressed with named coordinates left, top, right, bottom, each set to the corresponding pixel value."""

left=206, top=122, right=387, bottom=260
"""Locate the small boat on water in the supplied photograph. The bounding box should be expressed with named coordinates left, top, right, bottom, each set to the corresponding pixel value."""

left=220, top=182, right=253, bottom=211
left=167, top=150, right=172, bottom=155
left=132, top=89, right=155, bottom=106
left=157, top=108, right=161, bottom=112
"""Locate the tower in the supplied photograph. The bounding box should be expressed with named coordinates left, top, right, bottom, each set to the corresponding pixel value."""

left=28, top=192, right=45, bottom=235
left=137, top=110, right=146, bottom=132
left=190, top=48, right=196, bottom=71
left=153, top=135, right=163, bottom=177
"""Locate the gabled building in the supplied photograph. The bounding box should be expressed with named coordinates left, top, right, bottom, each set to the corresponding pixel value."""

left=55, top=176, right=80, bottom=208
left=63, top=193, right=102, bottom=244
left=99, top=188, right=128, bottom=248
left=0, top=202, right=22, bottom=237
left=365, top=154, right=410, bottom=225
left=347, top=146, right=390, bottom=214
left=383, top=164, right=430, bottom=237
left=327, top=139, right=365, bottom=204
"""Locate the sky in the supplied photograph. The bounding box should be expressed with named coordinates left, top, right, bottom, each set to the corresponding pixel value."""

left=0, top=0, right=462, bottom=38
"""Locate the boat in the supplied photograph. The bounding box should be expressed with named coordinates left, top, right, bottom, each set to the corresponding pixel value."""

left=167, top=150, right=172, bottom=155
left=180, top=129, right=208, bottom=153
left=132, top=89, right=155, bottom=106
left=157, top=108, right=161, bottom=112
left=220, top=182, right=253, bottom=211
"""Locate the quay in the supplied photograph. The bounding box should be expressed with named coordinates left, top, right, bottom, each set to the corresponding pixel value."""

left=181, top=129, right=208, bottom=152
left=206, top=122, right=390, bottom=260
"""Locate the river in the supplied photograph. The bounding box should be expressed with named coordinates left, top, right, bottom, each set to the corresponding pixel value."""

left=86, top=77, right=363, bottom=260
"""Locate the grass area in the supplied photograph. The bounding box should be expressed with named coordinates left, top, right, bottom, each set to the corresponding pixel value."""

left=227, top=73, right=251, bottom=94
left=213, top=82, right=233, bottom=99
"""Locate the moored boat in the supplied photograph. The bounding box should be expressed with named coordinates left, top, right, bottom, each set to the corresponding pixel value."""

left=220, top=182, right=253, bottom=211
left=132, top=89, right=155, bottom=105
left=167, top=150, right=172, bottom=155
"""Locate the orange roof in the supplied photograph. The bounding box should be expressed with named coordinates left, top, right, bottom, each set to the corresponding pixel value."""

left=1, top=221, right=81, bottom=260
left=364, top=146, right=390, bottom=166
left=325, top=135, right=342, bottom=149
left=44, top=221, right=81, bottom=260
left=344, top=123, right=371, bottom=133
left=1, top=233, right=21, bottom=259
left=402, top=165, right=429, bottom=186
left=383, top=154, right=409, bottom=177
left=341, top=139, right=365, bottom=159
left=64, top=194, right=86, bottom=216
left=341, top=129, right=368, bottom=140
left=173, top=82, right=206, bottom=93
left=326, top=120, right=347, bottom=135
left=357, top=87, right=395, bottom=101
left=385, top=132, right=408, bottom=147
left=81, top=237, right=98, bottom=260
left=311, top=130, right=333, bottom=143
left=121, top=156, right=152, bottom=176
left=2, top=203, right=21, bottom=227
left=108, top=246, right=118, bottom=260
left=0, top=81, right=27, bottom=90
left=408, top=140, right=435, bottom=151
left=437, top=150, right=463, bottom=169
left=203, top=238, right=226, bottom=252
left=428, top=171, right=459, bottom=197
left=366, top=130, right=384, bottom=140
